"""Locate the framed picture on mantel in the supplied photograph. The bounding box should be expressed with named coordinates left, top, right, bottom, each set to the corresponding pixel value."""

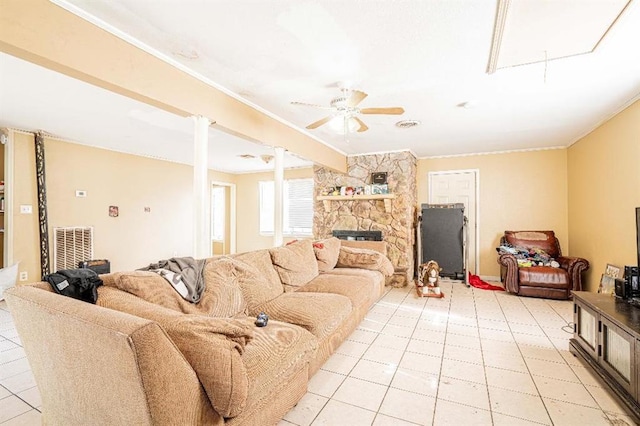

left=371, top=172, right=387, bottom=184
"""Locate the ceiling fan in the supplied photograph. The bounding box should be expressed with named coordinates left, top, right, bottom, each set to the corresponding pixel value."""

left=291, top=89, right=404, bottom=134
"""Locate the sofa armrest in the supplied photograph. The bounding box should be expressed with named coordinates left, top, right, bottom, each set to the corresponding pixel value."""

left=5, top=284, right=221, bottom=425
left=497, top=254, right=520, bottom=293
left=557, top=256, right=590, bottom=291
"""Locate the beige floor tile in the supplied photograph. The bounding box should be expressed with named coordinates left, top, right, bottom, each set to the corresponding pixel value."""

left=479, top=328, right=515, bottom=343
left=446, top=323, right=479, bottom=337
left=16, top=386, right=41, bottom=409
left=406, top=339, right=444, bottom=357
left=559, top=349, right=584, bottom=367
left=0, top=370, right=36, bottom=394
left=512, top=332, right=554, bottom=348
left=358, top=317, right=386, bottom=333
left=412, top=328, right=446, bottom=344
left=399, top=351, right=442, bottom=375
left=491, top=412, right=548, bottom=425
left=509, top=322, right=546, bottom=336
left=518, top=344, right=565, bottom=363
left=0, top=358, right=32, bottom=381
left=481, top=339, right=521, bottom=355
left=320, top=353, right=359, bottom=375
left=443, top=344, right=483, bottom=364
left=311, top=400, right=376, bottom=426
left=349, top=359, right=397, bottom=386
left=543, top=397, right=612, bottom=426
left=525, top=358, right=580, bottom=383
left=387, top=314, right=419, bottom=328
left=532, top=375, right=598, bottom=408
left=335, top=340, right=370, bottom=358
left=549, top=338, right=571, bottom=351
left=0, top=347, right=26, bottom=365
left=380, top=323, right=414, bottom=338
left=432, top=399, right=493, bottom=426
left=570, top=364, right=605, bottom=388
left=283, top=392, right=328, bottom=426
left=371, top=333, right=410, bottom=351
left=0, top=384, right=10, bottom=399
left=277, top=420, right=296, bottom=426
left=488, top=387, right=551, bottom=425
left=372, top=413, right=420, bottom=425
left=390, top=367, right=439, bottom=397
left=378, top=387, right=435, bottom=425
left=441, top=358, right=486, bottom=384
left=362, top=344, right=405, bottom=365
left=332, top=377, right=387, bottom=412
left=605, top=411, right=638, bottom=426
left=0, top=339, right=19, bottom=352
left=485, top=366, right=537, bottom=395
left=483, top=352, right=529, bottom=373
left=416, top=318, right=448, bottom=333
left=585, top=385, right=631, bottom=415
left=0, top=328, right=19, bottom=341
left=348, top=328, right=379, bottom=345
left=437, top=376, right=490, bottom=410
left=444, top=333, right=481, bottom=350
left=369, top=303, right=398, bottom=317
left=308, top=369, right=346, bottom=398
left=0, top=408, right=41, bottom=426
left=0, top=395, right=32, bottom=423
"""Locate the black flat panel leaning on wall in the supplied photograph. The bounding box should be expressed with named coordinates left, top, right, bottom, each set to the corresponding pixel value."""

left=421, top=204, right=465, bottom=279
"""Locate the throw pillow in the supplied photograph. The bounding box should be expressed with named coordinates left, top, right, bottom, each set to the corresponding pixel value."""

left=337, top=246, right=395, bottom=277
left=230, top=257, right=282, bottom=311
left=313, top=237, right=341, bottom=272
left=269, top=239, right=319, bottom=289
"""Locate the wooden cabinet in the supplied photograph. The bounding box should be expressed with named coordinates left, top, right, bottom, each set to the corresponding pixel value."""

left=571, top=292, right=640, bottom=422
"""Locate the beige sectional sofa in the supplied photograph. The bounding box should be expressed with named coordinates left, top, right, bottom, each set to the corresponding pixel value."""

left=5, top=238, right=392, bottom=425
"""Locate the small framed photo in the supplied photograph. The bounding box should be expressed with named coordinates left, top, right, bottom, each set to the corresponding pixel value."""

left=371, top=184, right=389, bottom=195
left=109, top=205, right=119, bottom=218
left=599, top=274, right=615, bottom=294
left=371, top=172, right=387, bottom=184
left=605, top=264, right=621, bottom=278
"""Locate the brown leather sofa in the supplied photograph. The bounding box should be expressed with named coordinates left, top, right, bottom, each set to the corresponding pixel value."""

left=497, top=231, right=589, bottom=300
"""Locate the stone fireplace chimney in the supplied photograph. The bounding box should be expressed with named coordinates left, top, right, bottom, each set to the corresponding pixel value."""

left=313, top=151, right=417, bottom=286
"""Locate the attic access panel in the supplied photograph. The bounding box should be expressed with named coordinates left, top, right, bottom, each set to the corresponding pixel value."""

left=488, top=0, right=631, bottom=73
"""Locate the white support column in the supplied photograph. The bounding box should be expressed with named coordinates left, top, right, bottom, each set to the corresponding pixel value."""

left=273, top=147, right=285, bottom=247
left=192, top=115, right=211, bottom=258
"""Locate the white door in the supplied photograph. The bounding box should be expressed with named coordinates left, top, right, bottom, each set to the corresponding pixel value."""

left=428, top=170, right=479, bottom=275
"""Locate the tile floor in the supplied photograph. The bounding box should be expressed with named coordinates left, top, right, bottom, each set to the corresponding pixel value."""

left=0, top=282, right=637, bottom=425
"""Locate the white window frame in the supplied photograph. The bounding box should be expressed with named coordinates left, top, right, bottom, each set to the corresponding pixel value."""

left=259, top=178, right=313, bottom=237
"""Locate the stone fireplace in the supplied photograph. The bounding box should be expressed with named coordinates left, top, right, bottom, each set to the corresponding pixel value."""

left=313, top=151, right=417, bottom=286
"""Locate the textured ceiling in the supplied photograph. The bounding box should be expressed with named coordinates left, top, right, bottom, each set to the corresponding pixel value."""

left=3, top=0, right=640, bottom=173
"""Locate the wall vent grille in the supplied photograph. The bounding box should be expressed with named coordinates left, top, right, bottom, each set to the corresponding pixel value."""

left=53, top=226, right=94, bottom=271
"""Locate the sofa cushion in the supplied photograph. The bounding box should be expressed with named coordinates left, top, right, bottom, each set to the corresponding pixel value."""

left=230, top=257, right=282, bottom=312
left=337, top=246, right=394, bottom=276
left=313, top=237, right=341, bottom=272
left=231, top=250, right=283, bottom=297
left=504, top=230, right=560, bottom=259
left=518, top=267, right=570, bottom=289
left=235, top=317, right=317, bottom=418
left=103, top=258, right=246, bottom=317
left=297, top=274, right=373, bottom=313
left=251, top=292, right=352, bottom=341
left=269, top=239, right=319, bottom=289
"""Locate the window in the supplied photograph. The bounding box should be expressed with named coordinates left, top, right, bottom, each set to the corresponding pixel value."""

left=211, top=186, right=225, bottom=241
left=259, top=178, right=313, bottom=236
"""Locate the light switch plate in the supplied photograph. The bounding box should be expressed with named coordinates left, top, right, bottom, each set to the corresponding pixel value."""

left=76, top=190, right=87, bottom=198
left=19, top=271, right=28, bottom=281
left=20, top=205, right=32, bottom=214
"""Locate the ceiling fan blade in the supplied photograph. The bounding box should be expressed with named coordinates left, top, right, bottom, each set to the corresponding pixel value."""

left=346, top=90, right=368, bottom=107
left=291, top=101, right=333, bottom=110
left=353, top=117, right=369, bottom=132
left=306, top=115, right=332, bottom=129
left=360, top=107, right=405, bottom=115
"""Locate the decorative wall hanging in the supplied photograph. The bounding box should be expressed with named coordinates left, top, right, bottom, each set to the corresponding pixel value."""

left=35, top=132, right=51, bottom=277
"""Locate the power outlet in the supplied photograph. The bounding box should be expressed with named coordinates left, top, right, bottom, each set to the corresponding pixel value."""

left=20, top=205, right=32, bottom=214
left=19, top=271, right=28, bottom=281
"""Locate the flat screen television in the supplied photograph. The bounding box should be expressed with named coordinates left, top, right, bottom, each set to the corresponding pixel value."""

left=636, top=207, right=640, bottom=282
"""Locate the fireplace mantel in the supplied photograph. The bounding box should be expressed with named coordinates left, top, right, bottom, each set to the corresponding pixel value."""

left=316, top=194, right=396, bottom=213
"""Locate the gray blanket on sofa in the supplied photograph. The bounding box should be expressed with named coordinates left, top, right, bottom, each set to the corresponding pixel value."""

left=138, top=257, right=206, bottom=303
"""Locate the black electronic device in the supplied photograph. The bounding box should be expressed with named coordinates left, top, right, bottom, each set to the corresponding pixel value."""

left=78, top=259, right=110, bottom=275
left=420, top=203, right=465, bottom=279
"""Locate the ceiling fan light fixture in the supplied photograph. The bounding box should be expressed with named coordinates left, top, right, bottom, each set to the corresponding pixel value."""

left=329, top=116, right=358, bottom=134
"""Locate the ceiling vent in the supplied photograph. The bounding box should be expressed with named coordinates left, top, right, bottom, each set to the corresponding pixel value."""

left=396, top=120, right=421, bottom=129
left=238, top=154, right=256, bottom=159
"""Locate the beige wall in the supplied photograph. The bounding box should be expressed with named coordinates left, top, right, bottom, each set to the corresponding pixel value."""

left=235, top=167, right=313, bottom=253
left=11, top=131, right=40, bottom=282
left=568, top=100, right=640, bottom=292
left=418, top=149, right=569, bottom=277
left=12, top=132, right=235, bottom=279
